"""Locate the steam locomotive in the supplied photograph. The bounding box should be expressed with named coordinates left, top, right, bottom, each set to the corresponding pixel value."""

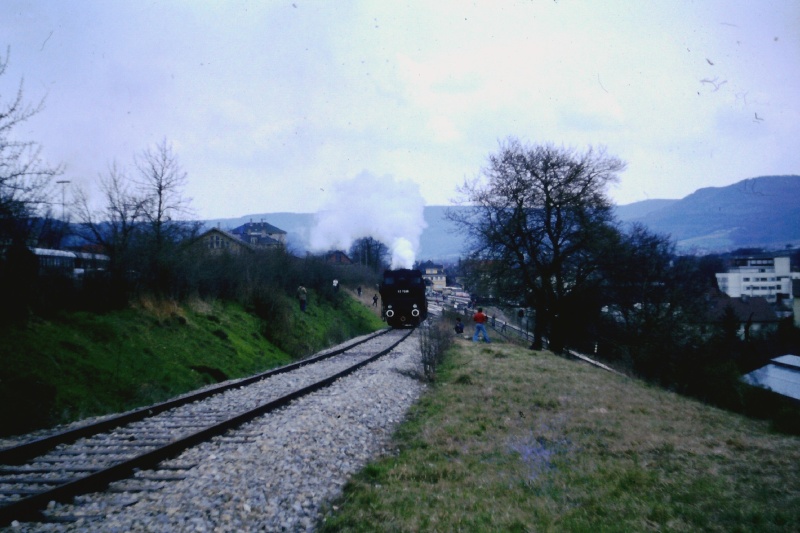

left=379, top=268, right=428, bottom=328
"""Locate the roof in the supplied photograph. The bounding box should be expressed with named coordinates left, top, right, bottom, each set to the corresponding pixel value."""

left=325, top=250, right=352, bottom=263
left=419, top=260, right=444, bottom=269
left=706, top=293, right=778, bottom=324
left=742, top=355, right=800, bottom=401
left=195, top=228, right=256, bottom=251
left=231, top=221, right=286, bottom=235
left=31, top=248, right=110, bottom=261
left=31, top=247, right=75, bottom=258
left=204, top=226, right=282, bottom=248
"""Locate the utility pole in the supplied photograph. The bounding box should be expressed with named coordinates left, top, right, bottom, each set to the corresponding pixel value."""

left=56, top=180, right=70, bottom=220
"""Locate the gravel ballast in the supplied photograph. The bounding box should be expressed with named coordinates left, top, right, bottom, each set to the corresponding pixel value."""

left=8, top=329, right=426, bottom=532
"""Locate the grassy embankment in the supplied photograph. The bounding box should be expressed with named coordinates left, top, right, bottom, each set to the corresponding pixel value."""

left=1, top=288, right=384, bottom=438
left=322, top=336, right=800, bottom=532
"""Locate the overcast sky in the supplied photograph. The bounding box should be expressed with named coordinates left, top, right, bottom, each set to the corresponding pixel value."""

left=2, top=0, right=798, bottom=220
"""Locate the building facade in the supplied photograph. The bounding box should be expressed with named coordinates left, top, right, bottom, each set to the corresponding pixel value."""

left=716, top=255, right=793, bottom=305
left=195, top=228, right=255, bottom=255
left=419, top=260, right=446, bottom=292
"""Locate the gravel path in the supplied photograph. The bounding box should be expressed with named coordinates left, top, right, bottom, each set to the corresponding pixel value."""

left=7, top=329, right=426, bottom=532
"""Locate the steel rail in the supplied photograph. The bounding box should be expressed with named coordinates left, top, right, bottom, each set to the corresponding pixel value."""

left=0, top=328, right=412, bottom=527
left=0, top=328, right=391, bottom=466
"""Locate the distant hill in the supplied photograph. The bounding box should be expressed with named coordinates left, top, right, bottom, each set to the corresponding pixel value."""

left=617, top=175, right=800, bottom=251
left=613, top=199, right=678, bottom=221
left=204, top=175, right=800, bottom=260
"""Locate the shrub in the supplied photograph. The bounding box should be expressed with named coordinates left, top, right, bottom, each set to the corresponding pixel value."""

left=418, top=319, right=453, bottom=382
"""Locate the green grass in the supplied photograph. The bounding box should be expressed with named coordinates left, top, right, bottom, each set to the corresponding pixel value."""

left=320, top=339, right=800, bottom=532
left=1, top=292, right=384, bottom=437
left=276, top=291, right=385, bottom=356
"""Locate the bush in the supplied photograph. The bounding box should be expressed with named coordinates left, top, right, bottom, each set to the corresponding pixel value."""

left=418, top=319, right=453, bottom=382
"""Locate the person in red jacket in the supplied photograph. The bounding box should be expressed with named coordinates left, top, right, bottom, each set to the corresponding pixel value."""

left=472, top=307, right=491, bottom=343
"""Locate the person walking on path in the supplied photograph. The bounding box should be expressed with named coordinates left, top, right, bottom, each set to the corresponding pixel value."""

left=372, top=294, right=379, bottom=307
left=472, top=307, right=491, bottom=343
left=297, top=285, right=307, bottom=312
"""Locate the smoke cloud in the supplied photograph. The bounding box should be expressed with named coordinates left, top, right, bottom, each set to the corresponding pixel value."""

left=309, top=171, right=427, bottom=269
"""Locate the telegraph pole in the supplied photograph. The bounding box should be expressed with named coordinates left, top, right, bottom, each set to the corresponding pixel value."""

left=56, top=180, right=70, bottom=220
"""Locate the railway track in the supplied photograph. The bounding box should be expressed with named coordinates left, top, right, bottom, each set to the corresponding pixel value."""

left=0, top=327, right=413, bottom=527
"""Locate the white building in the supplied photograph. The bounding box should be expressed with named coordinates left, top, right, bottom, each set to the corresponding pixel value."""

left=716, top=256, right=792, bottom=305
left=419, top=260, right=446, bottom=292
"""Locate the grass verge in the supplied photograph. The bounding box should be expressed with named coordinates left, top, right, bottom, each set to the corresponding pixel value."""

left=321, top=338, right=800, bottom=532
left=1, top=292, right=384, bottom=438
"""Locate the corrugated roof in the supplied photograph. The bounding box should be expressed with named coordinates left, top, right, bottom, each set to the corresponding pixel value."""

left=742, top=354, right=800, bottom=401
left=773, top=354, right=800, bottom=368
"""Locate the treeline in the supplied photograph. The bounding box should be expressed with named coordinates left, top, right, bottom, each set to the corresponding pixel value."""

left=0, top=50, right=380, bottom=344
left=455, top=138, right=800, bottom=433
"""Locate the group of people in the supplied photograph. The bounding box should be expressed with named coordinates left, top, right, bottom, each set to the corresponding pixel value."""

left=297, top=283, right=380, bottom=313
left=454, top=307, right=491, bottom=343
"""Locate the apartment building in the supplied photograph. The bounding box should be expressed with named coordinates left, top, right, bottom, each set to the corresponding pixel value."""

left=715, top=255, right=792, bottom=305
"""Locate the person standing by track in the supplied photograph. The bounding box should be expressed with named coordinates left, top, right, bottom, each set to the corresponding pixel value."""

left=472, top=307, right=491, bottom=343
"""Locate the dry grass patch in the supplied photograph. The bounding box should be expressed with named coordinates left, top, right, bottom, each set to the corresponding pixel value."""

left=132, top=295, right=185, bottom=322
left=187, top=297, right=214, bottom=315
left=321, top=338, right=800, bottom=532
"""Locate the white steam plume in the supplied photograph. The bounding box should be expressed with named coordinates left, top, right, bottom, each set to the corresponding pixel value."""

left=309, top=171, right=427, bottom=269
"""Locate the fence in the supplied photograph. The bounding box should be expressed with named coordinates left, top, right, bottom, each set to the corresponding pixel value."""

left=437, top=300, right=537, bottom=344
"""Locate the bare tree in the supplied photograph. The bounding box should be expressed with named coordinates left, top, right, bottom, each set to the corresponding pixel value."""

left=450, top=138, right=625, bottom=352
left=136, top=138, right=194, bottom=250
left=74, top=163, right=147, bottom=285
left=0, top=48, right=63, bottom=244
left=349, top=236, right=389, bottom=272
left=134, top=139, right=197, bottom=293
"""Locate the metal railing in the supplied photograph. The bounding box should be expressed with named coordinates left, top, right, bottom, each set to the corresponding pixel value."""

left=436, top=300, right=536, bottom=344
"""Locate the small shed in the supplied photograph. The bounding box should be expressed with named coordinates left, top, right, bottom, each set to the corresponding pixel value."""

left=742, top=355, right=800, bottom=402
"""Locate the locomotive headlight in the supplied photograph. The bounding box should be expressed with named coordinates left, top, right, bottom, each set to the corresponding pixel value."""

left=386, top=309, right=395, bottom=317
left=412, top=309, right=420, bottom=317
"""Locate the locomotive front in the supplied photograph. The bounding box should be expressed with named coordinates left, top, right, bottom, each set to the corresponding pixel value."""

left=379, top=268, right=428, bottom=328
